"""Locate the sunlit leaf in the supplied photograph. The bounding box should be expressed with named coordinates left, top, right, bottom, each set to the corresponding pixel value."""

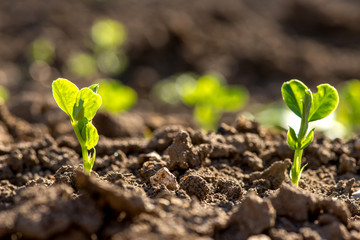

left=52, top=78, right=79, bottom=119
left=308, top=84, right=339, bottom=122
left=287, top=126, right=298, bottom=150
left=73, top=88, right=102, bottom=121
left=81, top=122, right=99, bottom=150
left=282, top=79, right=309, bottom=118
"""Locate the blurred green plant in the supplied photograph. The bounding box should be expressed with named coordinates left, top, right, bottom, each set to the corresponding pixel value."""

left=67, top=18, right=128, bottom=78
left=336, top=79, right=360, bottom=135
left=68, top=53, right=98, bottom=77
left=28, top=38, right=55, bottom=63
left=97, top=79, right=137, bottom=113
left=152, top=73, right=197, bottom=105
left=0, top=86, right=9, bottom=104
left=91, top=19, right=126, bottom=50
left=153, top=72, right=248, bottom=131
left=96, top=50, right=128, bottom=76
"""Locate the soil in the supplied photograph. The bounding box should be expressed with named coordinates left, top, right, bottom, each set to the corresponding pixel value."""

left=1, top=0, right=360, bottom=239
left=0, top=103, right=359, bottom=240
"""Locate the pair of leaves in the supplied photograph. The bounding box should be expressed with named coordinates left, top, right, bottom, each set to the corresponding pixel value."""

left=287, top=127, right=314, bottom=150
left=281, top=80, right=339, bottom=122
left=52, top=78, right=101, bottom=150
left=52, top=79, right=102, bottom=121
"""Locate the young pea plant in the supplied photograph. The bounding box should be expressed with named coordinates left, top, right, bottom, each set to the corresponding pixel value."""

left=52, top=78, right=102, bottom=174
left=282, top=79, right=339, bottom=186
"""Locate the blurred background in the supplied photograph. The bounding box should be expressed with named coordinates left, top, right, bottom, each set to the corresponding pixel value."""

left=1, top=0, right=360, bottom=138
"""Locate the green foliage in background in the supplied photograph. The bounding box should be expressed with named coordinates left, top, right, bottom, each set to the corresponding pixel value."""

left=28, top=38, right=55, bottom=63
left=67, top=18, right=128, bottom=78
left=52, top=78, right=102, bottom=174
left=91, top=19, right=126, bottom=50
left=97, top=79, right=137, bottom=113
left=282, top=79, right=339, bottom=186
left=0, top=86, right=9, bottom=104
left=153, top=72, right=248, bottom=131
left=68, top=53, right=98, bottom=78
left=336, top=79, right=360, bottom=135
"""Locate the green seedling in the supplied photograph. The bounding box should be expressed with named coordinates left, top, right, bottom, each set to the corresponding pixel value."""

left=68, top=53, right=98, bottom=78
left=337, top=79, right=360, bottom=135
left=28, top=37, right=55, bottom=63
left=67, top=18, right=128, bottom=77
left=282, top=79, right=339, bottom=186
left=153, top=72, right=248, bottom=130
left=52, top=78, right=102, bottom=174
left=181, top=73, right=248, bottom=131
left=0, top=86, right=9, bottom=104
left=97, top=79, right=137, bottom=113
left=91, top=18, right=126, bottom=50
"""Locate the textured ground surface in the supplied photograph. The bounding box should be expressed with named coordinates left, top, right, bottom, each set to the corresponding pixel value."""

left=1, top=0, right=360, bottom=239
left=0, top=104, right=359, bottom=239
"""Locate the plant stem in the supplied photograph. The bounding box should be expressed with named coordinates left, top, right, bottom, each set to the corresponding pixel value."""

left=72, top=122, right=91, bottom=175
left=290, top=90, right=312, bottom=186
left=81, top=146, right=91, bottom=174
left=291, top=148, right=303, bottom=186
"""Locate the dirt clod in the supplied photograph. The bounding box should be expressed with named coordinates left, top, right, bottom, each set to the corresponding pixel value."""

left=167, top=131, right=212, bottom=170
left=180, top=174, right=210, bottom=201
left=221, top=192, right=275, bottom=239
left=150, top=167, right=179, bottom=190
left=338, top=154, right=357, bottom=174
left=250, top=159, right=291, bottom=189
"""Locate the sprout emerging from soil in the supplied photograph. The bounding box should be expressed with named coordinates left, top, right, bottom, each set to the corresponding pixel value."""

left=282, top=79, right=339, bottom=186
left=52, top=78, right=102, bottom=174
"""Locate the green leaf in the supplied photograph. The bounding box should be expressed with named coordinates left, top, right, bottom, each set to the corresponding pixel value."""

left=81, top=122, right=99, bottom=150
left=89, top=84, right=99, bottom=93
left=308, top=84, right=339, bottom=122
left=287, top=126, right=298, bottom=150
left=281, top=79, right=309, bottom=118
left=52, top=78, right=79, bottom=120
left=73, top=88, right=102, bottom=121
left=300, top=128, right=314, bottom=149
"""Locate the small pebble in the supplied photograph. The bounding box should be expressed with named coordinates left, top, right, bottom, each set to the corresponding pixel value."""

left=150, top=167, right=179, bottom=190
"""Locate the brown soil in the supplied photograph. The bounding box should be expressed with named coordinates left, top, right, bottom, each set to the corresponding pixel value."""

left=0, top=104, right=360, bottom=240
left=1, top=0, right=360, bottom=239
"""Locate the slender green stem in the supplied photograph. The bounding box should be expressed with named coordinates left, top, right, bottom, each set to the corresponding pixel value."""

left=72, top=122, right=91, bottom=175
left=290, top=90, right=312, bottom=186
left=291, top=148, right=303, bottom=185
left=81, top=146, right=91, bottom=174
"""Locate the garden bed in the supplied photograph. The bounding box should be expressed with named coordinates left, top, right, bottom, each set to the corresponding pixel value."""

left=0, top=103, right=359, bottom=240
left=1, top=0, right=360, bottom=239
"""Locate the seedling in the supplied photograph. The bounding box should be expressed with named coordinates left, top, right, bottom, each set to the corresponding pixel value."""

left=282, top=79, right=339, bottom=186
left=0, top=86, right=9, bottom=104
left=153, top=72, right=248, bottom=130
left=97, top=79, right=137, bottom=113
left=52, top=78, right=102, bottom=174
left=337, top=79, right=360, bottom=135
